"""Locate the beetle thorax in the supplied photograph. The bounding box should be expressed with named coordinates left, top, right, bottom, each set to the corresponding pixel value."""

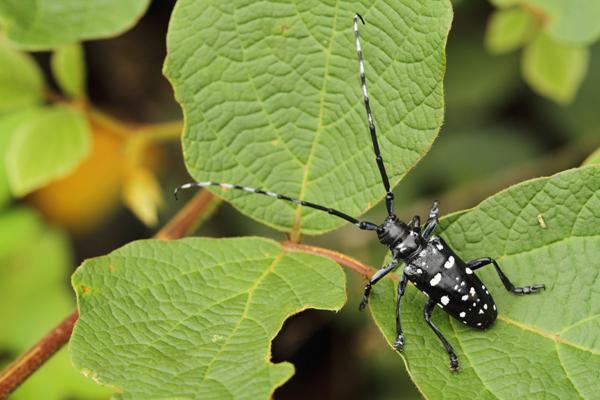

left=377, top=216, right=424, bottom=258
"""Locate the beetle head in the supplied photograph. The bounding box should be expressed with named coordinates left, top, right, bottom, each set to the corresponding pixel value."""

left=377, top=215, right=409, bottom=247
left=377, top=215, right=424, bottom=257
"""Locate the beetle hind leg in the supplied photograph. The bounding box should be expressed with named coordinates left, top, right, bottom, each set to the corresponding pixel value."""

left=467, top=257, right=545, bottom=295
left=423, top=299, right=459, bottom=371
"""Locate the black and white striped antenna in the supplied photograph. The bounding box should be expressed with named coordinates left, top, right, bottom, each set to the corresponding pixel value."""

left=353, top=13, right=395, bottom=216
left=174, top=181, right=379, bottom=231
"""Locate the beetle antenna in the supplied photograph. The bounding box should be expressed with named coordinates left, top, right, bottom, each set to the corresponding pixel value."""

left=174, top=181, right=379, bottom=231
left=353, top=13, right=394, bottom=216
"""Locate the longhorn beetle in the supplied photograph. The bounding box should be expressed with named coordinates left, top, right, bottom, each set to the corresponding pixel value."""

left=175, top=14, right=545, bottom=371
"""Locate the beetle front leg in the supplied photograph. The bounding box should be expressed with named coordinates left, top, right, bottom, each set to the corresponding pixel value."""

left=467, top=257, right=545, bottom=294
left=422, top=200, right=439, bottom=240
left=359, top=259, right=399, bottom=311
left=424, top=299, right=459, bottom=371
left=394, top=273, right=409, bottom=351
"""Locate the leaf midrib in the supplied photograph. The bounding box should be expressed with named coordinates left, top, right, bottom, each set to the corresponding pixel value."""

left=292, top=0, right=339, bottom=235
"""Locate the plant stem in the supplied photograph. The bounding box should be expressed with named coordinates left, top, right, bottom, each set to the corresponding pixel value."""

left=0, top=190, right=216, bottom=398
left=0, top=311, right=78, bottom=400
left=283, top=242, right=381, bottom=279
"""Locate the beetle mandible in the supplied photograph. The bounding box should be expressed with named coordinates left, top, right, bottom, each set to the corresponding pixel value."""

left=175, top=14, right=545, bottom=371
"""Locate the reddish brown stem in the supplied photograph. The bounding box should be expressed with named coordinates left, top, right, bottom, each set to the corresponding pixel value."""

left=0, top=311, right=79, bottom=399
left=283, top=242, right=384, bottom=279
left=0, top=190, right=216, bottom=398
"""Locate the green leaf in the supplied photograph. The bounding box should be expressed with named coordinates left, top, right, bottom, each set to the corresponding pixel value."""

left=582, top=148, right=600, bottom=166
left=5, top=105, right=91, bottom=196
left=524, top=0, right=600, bottom=45
left=164, top=1, right=453, bottom=234
left=485, top=8, right=537, bottom=54
left=51, top=43, right=86, bottom=98
left=0, top=207, right=112, bottom=399
left=522, top=32, right=588, bottom=104
left=0, top=109, right=39, bottom=208
left=370, top=165, right=600, bottom=399
left=70, top=237, right=346, bottom=399
left=0, top=0, right=150, bottom=50
left=0, top=40, right=44, bottom=113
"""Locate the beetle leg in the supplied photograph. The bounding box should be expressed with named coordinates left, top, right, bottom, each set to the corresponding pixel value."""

left=359, top=258, right=399, bottom=311
left=394, top=273, right=409, bottom=351
left=467, top=257, right=545, bottom=294
left=424, top=299, right=459, bottom=371
left=408, top=216, right=421, bottom=234
left=422, top=200, right=439, bottom=240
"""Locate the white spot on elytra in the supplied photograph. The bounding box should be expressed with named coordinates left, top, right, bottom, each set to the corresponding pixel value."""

left=459, top=312, right=466, bottom=318
left=463, top=321, right=468, bottom=324
left=455, top=277, right=460, bottom=281
left=472, top=302, right=476, bottom=307
left=465, top=267, right=473, bottom=275
left=484, top=304, right=488, bottom=310
left=485, top=290, right=489, bottom=294
left=461, top=294, right=469, bottom=301
left=430, top=273, right=442, bottom=287
left=493, top=304, right=496, bottom=311
left=444, top=256, right=455, bottom=269
left=453, top=285, right=459, bottom=290
left=478, top=309, right=484, bottom=315
left=460, top=281, right=466, bottom=286
left=477, top=322, right=482, bottom=327
left=482, top=285, right=486, bottom=290
left=477, top=298, right=481, bottom=303
left=470, top=287, right=476, bottom=296
left=435, top=242, right=444, bottom=250
left=441, top=296, right=450, bottom=306
left=417, top=268, right=423, bottom=274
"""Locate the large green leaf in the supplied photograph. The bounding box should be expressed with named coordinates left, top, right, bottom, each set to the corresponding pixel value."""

left=70, top=237, right=346, bottom=399
left=165, top=0, right=452, bottom=234
left=0, top=207, right=111, bottom=399
left=0, top=0, right=150, bottom=50
left=0, top=40, right=43, bottom=113
left=5, top=105, right=91, bottom=195
left=370, top=165, right=600, bottom=399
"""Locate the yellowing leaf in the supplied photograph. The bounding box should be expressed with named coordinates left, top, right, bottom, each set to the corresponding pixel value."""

left=122, top=167, right=163, bottom=227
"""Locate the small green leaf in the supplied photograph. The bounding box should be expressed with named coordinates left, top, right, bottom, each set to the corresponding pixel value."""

left=522, top=32, right=588, bottom=104
left=6, top=105, right=91, bottom=195
left=0, top=0, right=150, bottom=50
left=165, top=1, right=453, bottom=234
left=0, top=207, right=112, bottom=399
left=51, top=43, right=86, bottom=98
left=0, top=40, right=44, bottom=113
left=70, top=237, right=346, bottom=399
left=370, top=165, right=600, bottom=398
left=525, top=0, right=600, bottom=45
left=0, top=109, right=39, bottom=208
left=485, top=8, right=537, bottom=54
left=582, top=148, right=600, bottom=166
